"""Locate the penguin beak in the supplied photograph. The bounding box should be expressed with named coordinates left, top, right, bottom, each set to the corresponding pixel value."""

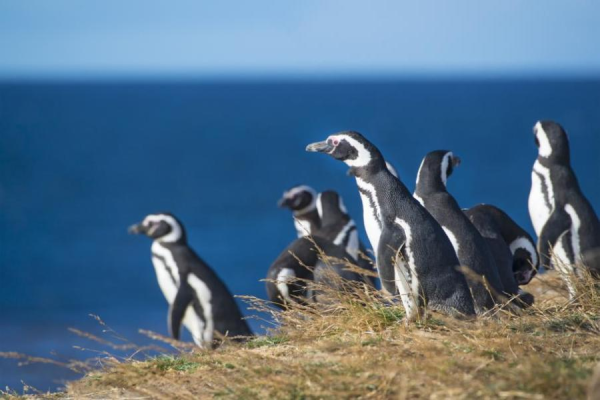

left=128, top=223, right=145, bottom=235
left=306, top=140, right=334, bottom=153
left=278, top=196, right=291, bottom=208
left=451, top=156, right=461, bottom=168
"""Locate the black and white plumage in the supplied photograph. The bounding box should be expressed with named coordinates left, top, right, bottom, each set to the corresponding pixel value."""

left=128, top=213, right=252, bottom=347
left=465, top=204, right=539, bottom=286
left=414, top=151, right=506, bottom=313
left=307, top=131, right=475, bottom=320
left=278, top=185, right=320, bottom=237
left=528, top=121, right=600, bottom=297
left=313, top=190, right=377, bottom=287
left=268, top=190, right=373, bottom=308
left=265, top=236, right=359, bottom=308
left=464, top=205, right=537, bottom=307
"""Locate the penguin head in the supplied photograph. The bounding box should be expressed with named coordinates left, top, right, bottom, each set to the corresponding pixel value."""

left=128, top=213, right=186, bottom=243
left=278, top=185, right=317, bottom=214
left=513, top=248, right=538, bottom=285
left=306, top=131, right=385, bottom=171
left=415, top=150, right=461, bottom=192
left=316, top=190, right=350, bottom=227
left=533, top=120, right=570, bottom=163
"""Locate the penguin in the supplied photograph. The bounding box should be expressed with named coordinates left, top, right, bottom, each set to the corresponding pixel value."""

left=128, top=213, right=252, bottom=347
left=307, top=131, right=476, bottom=321
left=414, top=151, right=506, bottom=313
left=278, top=185, right=320, bottom=237
left=313, top=190, right=377, bottom=287
left=279, top=186, right=377, bottom=284
left=465, top=204, right=539, bottom=286
left=528, top=120, right=600, bottom=297
left=463, top=205, right=537, bottom=307
left=265, top=235, right=361, bottom=308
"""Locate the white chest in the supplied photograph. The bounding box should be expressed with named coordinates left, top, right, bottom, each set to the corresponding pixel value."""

left=356, top=179, right=383, bottom=254
left=151, top=242, right=181, bottom=304
left=529, top=161, right=554, bottom=236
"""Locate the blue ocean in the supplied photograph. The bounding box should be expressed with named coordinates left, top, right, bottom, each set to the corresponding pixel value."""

left=1, top=80, right=599, bottom=392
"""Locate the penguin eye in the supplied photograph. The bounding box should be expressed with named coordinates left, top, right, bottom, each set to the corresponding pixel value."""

left=332, top=138, right=340, bottom=146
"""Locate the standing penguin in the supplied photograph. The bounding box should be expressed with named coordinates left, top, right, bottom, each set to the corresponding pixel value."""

left=414, top=151, right=506, bottom=313
left=128, top=213, right=252, bottom=347
left=313, top=190, right=377, bottom=287
left=307, top=131, right=475, bottom=320
left=278, top=185, right=320, bottom=237
left=464, top=205, right=537, bottom=307
left=528, top=121, right=600, bottom=297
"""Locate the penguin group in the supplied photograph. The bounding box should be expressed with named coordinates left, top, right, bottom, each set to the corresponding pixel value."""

left=129, top=119, right=599, bottom=347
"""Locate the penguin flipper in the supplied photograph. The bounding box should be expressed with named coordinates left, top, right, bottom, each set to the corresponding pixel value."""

left=168, top=284, right=194, bottom=340
left=537, top=209, right=570, bottom=268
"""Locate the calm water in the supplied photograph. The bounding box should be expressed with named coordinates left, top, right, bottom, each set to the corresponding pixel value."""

left=1, top=80, right=599, bottom=391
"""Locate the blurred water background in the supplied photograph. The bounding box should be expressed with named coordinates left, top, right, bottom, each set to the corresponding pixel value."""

left=1, top=79, right=599, bottom=391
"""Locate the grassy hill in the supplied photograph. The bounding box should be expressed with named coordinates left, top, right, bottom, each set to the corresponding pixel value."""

left=4, top=269, right=600, bottom=400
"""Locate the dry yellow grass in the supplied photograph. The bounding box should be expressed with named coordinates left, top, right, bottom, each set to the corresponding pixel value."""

left=4, top=267, right=600, bottom=400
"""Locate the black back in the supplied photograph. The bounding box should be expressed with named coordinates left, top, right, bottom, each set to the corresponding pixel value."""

left=336, top=133, right=475, bottom=315
left=468, top=204, right=539, bottom=285
left=415, top=150, right=505, bottom=312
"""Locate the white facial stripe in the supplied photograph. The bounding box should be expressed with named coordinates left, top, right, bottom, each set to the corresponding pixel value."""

left=143, top=214, right=183, bottom=243
left=509, top=237, right=538, bottom=268
left=287, top=186, right=317, bottom=216
left=535, top=122, right=553, bottom=157
left=440, top=152, right=453, bottom=187
left=285, top=185, right=316, bottom=200
left=187, top=274, right=214, bottom=345
left=329, top=134, right=372, bottom=168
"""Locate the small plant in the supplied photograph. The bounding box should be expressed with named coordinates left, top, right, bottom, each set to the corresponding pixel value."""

left=153, top=355, right=201, bottom=373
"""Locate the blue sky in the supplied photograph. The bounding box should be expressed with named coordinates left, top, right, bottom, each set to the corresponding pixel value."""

left=1, top=0, right=600, bottom=78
